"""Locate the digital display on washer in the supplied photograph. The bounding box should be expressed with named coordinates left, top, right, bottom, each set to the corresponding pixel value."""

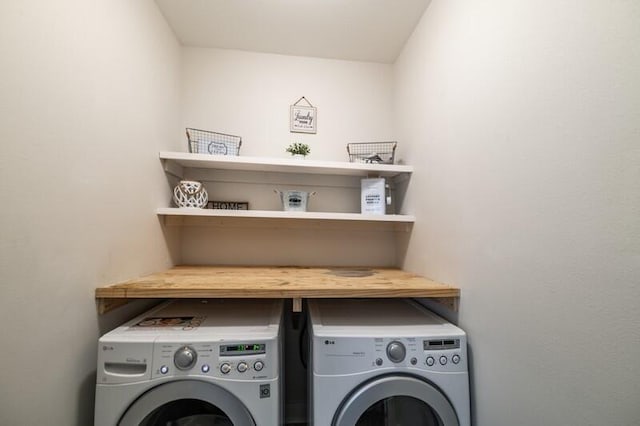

left=220, top=343, right=266, bottom=356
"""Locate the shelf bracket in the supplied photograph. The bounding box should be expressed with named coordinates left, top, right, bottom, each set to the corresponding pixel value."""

left=97, top=298, right=131, bottom=315
left=162, top=159, right=184, bottom=179
left=431, top=296, right=459, bottom=312
left=292, top=298, right=302, bottom=312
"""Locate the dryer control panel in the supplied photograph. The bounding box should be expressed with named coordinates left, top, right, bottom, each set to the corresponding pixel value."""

left=313, top=335, right=467, bottom=375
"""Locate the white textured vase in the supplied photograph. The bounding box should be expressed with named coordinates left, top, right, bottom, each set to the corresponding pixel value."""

left=173, top=180, right=208, bottom=208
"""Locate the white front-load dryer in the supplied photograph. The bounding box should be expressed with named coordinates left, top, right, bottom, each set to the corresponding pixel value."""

left=95, top=299, right=283, bottom=426
left=308, top=299, right=470, bottom=426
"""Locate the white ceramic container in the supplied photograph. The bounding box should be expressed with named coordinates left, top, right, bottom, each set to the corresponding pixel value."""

left=173, top=180, right=208, bottom=208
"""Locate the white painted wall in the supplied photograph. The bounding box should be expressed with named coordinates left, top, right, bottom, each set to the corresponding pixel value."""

left=181, top=47, right=395, bottom=160
left=179, top=48, right=400, bottom=267
left=394, top=1, right=640, bottom=425
left=0, top=1, right=181, bottom=424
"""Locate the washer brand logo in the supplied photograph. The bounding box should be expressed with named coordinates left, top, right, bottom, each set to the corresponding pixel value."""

left=102, top=345, right=114, bottom=351
left=324, top=340, right=335, bottom=345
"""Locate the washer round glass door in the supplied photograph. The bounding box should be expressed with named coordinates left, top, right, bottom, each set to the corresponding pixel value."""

left=118, top=380, right=255, bottom=426
left=333, top=375, right=459, bottom=426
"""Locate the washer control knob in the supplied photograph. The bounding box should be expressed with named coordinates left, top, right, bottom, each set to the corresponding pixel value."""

left=220, top=363, right=231, bottom=374
left=386, top=341, right=406, bottom=363
left=237, top=362, right=248, bottom=373
left=174, top=346, right=197, bottom=370
left=439, top=355, right=448, bottom=365
left=160, top=365, right=169, bottom=374
left=201, top=364, right=210, bottom=373
left=410, top=357, right=418, bottom=365
left=254, top=361, right=264, bottom=371
left=452, top=354, right=461, bottom=364
left=375, top=358, right=383, bottom=366
left=426, top=356, right=435, bottom=366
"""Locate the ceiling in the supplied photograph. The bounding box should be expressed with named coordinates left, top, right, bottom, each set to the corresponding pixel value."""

left=155, top=0, right=430, bottom=64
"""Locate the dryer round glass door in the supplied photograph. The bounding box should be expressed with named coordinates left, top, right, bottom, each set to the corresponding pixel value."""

left=118, top=381, right=255, bottom=426
left=333, top=375, right=459, bottom=426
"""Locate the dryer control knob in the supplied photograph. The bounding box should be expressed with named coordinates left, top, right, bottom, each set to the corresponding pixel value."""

left=174, top=346, right=197, bottom=370
left=254, top=361, right=264, bottom=371
left=220, top=363, right=231, bottom=374
left=386, top=341, right=406, bottom=363
left=237, top=362, right=248, bottom=373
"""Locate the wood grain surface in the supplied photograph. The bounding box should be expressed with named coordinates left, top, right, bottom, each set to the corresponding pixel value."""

left=95, top=265, right=459, bottom=299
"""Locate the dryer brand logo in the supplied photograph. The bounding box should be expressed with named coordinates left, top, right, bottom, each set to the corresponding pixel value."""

left=102, top=345, right=114, bottom=351
left=324, top=340, right=335, bottom=345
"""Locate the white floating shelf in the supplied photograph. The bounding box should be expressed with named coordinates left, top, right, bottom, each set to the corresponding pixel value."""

left=160, top=151, right=413, bottom=178
left=157, top=208, right=416, bottom=223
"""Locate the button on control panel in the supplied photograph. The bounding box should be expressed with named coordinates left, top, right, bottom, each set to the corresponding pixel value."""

left=424, top=353, right=464, bottom=369
left=218, top=358, right=269, bottom=376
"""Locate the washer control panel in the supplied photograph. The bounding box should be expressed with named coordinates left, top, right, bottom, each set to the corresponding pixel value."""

left=152, top=340, right=276, bottom=380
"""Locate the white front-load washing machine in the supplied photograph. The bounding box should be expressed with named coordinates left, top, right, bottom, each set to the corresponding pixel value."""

left=308, top=299, right=470, bottom=426
left=95, top=299, right=283, bottom=426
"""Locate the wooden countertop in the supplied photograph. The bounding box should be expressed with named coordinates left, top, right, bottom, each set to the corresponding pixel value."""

left=95, top=265, right=460, bottom=313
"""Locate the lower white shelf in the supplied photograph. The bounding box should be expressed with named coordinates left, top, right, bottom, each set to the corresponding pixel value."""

left=157, top=207, right=416, bottom=224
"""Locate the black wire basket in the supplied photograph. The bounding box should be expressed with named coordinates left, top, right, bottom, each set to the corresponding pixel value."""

left=186, top=128, right=242, bottom=156
left=347, top=142, right=397, bottom=164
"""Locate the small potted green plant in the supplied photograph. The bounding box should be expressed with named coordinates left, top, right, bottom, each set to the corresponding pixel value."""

left=286, top=142, right=311, bottom=158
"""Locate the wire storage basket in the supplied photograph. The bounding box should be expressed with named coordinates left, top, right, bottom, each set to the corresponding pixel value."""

left=186, top=128, right=242, bottom=156
left=347, top=142, right=397, bottom=164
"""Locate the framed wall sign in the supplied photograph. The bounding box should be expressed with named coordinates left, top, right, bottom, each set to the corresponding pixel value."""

left=290, top=96, right=317, bottom=134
